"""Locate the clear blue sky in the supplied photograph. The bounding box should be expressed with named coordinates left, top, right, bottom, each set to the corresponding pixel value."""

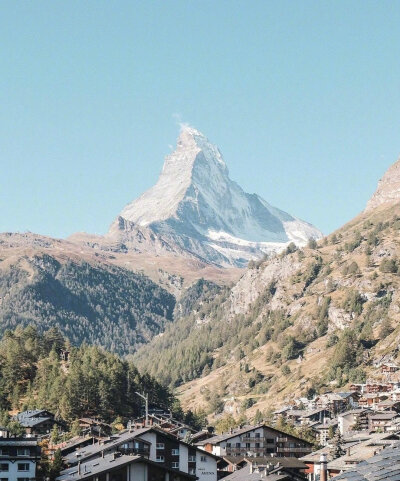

left=1, top=1, right=399, bottom=238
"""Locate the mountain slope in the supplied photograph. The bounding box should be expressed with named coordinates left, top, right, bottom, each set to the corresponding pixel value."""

left=0, top=238, right=176, bottom=354
left=133, top=157, right=400, bottom=418
left=109, top=126, right=322, bottom=267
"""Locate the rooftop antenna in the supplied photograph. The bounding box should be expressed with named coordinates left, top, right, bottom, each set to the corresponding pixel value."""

left=135, top=392, right=149, bottom=426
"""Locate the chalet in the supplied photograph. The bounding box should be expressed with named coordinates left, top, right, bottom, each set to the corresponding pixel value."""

left=310, top=419, right=338, bottom=446
left=131, top=413, right=198, bottom=441
left=79, top=418, right=112, bottom=437
left=299, top=446, right=333, bottom=481
left=195, top=424, right=312, bottom=459
left=358, top=393, right=388, bottom=408
left=0, top=437, right=41, bottom=480
left=337, top=409, right=369, bottom=435
left=58, top=452, right=197, bottom=481
left=285, top=409, right=330, bottom=425
left=381, top=362, right=399, bottom=374
left=364, top=382, right=391, bottom=394
left=57, top=436, right=99, bottom=456
left=64, top=427, right=219, bottom=481
left=238, top=456, right=307, bottom=479
left=220, top=461, right=304, bottom=481
left=16, top=409, right=65, bottom=436
left=349, top=384, right=365, bottom=393
left=314, top=393, right=348, bottom=414
left=368, top=411, right=399, bottom=432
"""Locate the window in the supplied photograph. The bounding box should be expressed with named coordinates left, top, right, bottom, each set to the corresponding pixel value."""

left=0, top=478, right=8, bottom=481
left=255, top=443, right=260, bottom=448
left=188, top=455, right=196, bottom=462
left=0, top=465, right=8, bottom=472
left=266, top=439, right=274, bottom=444
left=246, top=443, right=250, bottom=449
left=156, top=455, right=165, bottom=462
left=171, top=448, right=179, bottom=456
left=189, top=468, right=196, bottom=475
left=255, top=433, right=260, bottom=438
left=236, top=443, right=240, bottom=448
left=226, top=443, right=231, bottom=448
left=17, top=464, right=29, bottom=472
left=156, top=443, right=165, bottom=450
left=200, top=456, right=207, bottom=462
left=17, top=449, right=30, bottom=456
left=171, top=462, right=179, bottom=469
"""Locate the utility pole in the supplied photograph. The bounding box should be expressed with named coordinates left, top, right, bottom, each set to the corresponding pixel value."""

left=135, top=392, right=149, bottom=426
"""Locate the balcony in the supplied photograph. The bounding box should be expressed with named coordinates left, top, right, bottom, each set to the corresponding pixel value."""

left=226, top=448, right=247, bottom=455
left=241, top=436, right=266, bottom=442
left=276, top=447, right=312, bottom=453
left=276, top=437, right=288, bottom=442
left=118, top=447, right=150, bottom=457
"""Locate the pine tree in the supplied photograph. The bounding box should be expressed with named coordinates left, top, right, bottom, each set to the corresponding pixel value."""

left=49, top=449, right=63, bottom=481
left=330, top=431, right=345, bottom=458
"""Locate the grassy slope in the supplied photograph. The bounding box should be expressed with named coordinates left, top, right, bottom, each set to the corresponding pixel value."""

left=137, top=203, right=400, bottom=420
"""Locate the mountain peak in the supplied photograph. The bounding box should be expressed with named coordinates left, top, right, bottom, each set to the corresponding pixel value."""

left=112, top=127, right=322, bottom=267
left=365, top=157, right=400, bottom=212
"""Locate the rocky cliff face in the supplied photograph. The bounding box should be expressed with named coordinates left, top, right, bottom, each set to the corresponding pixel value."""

left=109, top=126, right=322, bottom=267
left=366, top=158, right=400, bottom=212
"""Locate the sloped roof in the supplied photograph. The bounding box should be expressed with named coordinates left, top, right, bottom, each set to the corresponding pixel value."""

left=221, top=464, right=289, bottom=481
left=332, top=443, right=400, bottom=480
left=195, top=424, right=312, bottom=446
left=58, top=453, right=196, bottom=481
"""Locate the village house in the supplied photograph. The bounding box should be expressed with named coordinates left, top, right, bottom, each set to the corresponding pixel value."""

left=131, top=413, right=198, bottom=441
left=0, top=436, right=41, bottom=480
left=368, top=411, right=399, bottom=432
left=64, top=426, right=219, bottom=481
left=58, top=452, right=197, bottom=481
left=337, top=409, right=369, bottom=435
left=195, top=424, right=312, bottom=459
left=381, top=362, right=399, bottom=374
left=309, top=419, right=338, bottom=446
left=16, top=409, right=65, bottom=437
left=285, top=409, right=331, bottom=426
left=79, top=418, right=112, bottom=437
left=220, top=456, right=308, bottom=481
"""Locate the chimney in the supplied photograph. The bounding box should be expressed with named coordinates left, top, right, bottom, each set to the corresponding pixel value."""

left=320, top=453, right=327, bottom=481
left=78, top=462, right=81, bottom=475
left=249, top=463, right=253, bottom=474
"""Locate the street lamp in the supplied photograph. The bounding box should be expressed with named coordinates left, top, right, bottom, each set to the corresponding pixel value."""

left=135, top=392, right=149, bottom=426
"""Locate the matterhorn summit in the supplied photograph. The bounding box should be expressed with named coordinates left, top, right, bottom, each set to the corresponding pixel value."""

left=109, top=126, right=322, bottom=267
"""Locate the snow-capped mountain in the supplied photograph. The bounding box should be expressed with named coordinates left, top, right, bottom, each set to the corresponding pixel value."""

left=109, top=126, right=322, bottom=267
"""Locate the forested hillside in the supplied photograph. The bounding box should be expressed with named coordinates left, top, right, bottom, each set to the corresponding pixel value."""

left=0, top=325, right=177, bottom=424
left=0, top=253, right=175, bottom=354
left=134, top=202, right=400, bottom=420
